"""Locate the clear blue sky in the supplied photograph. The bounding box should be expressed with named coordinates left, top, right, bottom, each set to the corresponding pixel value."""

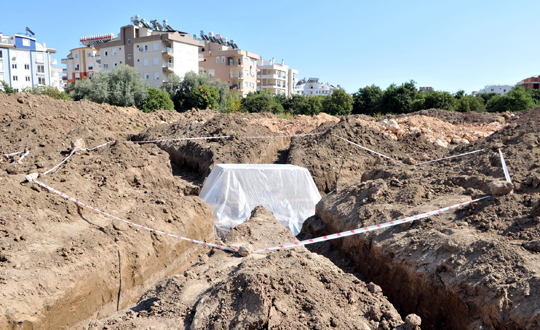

left=2, top=0, right=539, bottom=94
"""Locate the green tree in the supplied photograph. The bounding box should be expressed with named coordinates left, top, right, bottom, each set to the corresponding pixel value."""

left=242, top=90, right=284, bottom=114
left=298, top=95, right=325, bottom=116
left=486, top=87, right=536, bottom=112
left=225, top=91, right=244, bottom=114
left=455, top=95, right=485, bottom=113
left=352, top=85, right=382, bottom=115
left=324, top=88, right=353, bottom=116
left=138, top=87, right=174, bottom=113
left=525, top=88, right=540, bottom=106
left=70, top=65, right=148, bottom=108
left=186, top=85, right=220, bottom=110
left=162, top=71, right=229, bottom=111
left=379, top=80, right=419, bottom=114
left=421, top=91, right=456, bottom=110
left=0, top=81, right=17, bottom=94
left=283, top=94, right=307, bottom=115
left=475, top=92, right=498, bottom=105
left=454, top=90, right=465, bottom=100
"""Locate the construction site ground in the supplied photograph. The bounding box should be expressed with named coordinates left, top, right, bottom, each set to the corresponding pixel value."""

left=1, top=92, right=539, bottom=330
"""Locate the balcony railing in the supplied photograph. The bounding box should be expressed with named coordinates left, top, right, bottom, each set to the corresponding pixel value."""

left=230, top=72, right=243, bottom=79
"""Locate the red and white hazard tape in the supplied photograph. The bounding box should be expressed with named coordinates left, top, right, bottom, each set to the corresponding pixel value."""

left=415, top=149, right=485, bottom=166
left=43, top=141, right=116, bottom=175
left=13, top=150, right=30, bottom=163
left=331, top=134, right=403, bottom=164
left=129, top=132, right=322, bottom=145
left=254, top=196, right=490, bottom=253
left=4, top=150, right=26, bottom=158
left=30, top=179, right=237, bottom=252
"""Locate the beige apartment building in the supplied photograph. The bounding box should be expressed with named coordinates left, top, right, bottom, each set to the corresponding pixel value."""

left=258, top=59, right=297, bottom=97
left=95, top=18, right=201, bottom=88
left=197, top=31, right=259, bottom=96
left=61, top=46, right=99, bottom=87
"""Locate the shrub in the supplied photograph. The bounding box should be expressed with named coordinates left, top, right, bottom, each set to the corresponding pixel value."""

left=186, top=85, right=220, bottom=110
left=138, top=87, right=174, bottom=113
left=22, top=85, right=72, bottom=101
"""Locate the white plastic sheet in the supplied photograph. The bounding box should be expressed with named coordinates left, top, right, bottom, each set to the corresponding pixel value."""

left=199, top=164, right=322, bottom=236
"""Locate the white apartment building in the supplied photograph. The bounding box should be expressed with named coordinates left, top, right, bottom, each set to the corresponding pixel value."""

left=257, top=58, right=298, bottom=97
left=294, top=78, right=337, bottom=96
left=0, top=33, right=57, bottom=92
left=95, top=17, right=200, bottom=88
left=475, top=85, right=514, bottom=95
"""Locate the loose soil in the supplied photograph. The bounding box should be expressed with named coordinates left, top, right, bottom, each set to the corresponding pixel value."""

left=2, top=92, right=540, bottom=330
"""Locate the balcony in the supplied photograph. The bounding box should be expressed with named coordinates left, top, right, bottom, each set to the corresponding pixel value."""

left=162, top=63, right=174, bottom=73
left=162, top=48, right=173, bottom=57
left=229, top=72, right=244, bottom=79
left=257, top=73, right=285, bottom=80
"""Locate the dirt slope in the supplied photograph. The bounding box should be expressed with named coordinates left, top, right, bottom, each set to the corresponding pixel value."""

left=86, top=207, right=412, bottom=330
left=301, top=113, right=540, bottom=329
left=0, top=94, right=216, bottom=329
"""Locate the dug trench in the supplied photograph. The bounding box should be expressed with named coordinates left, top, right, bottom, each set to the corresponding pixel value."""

left=2, top=92, right=539, bottom=329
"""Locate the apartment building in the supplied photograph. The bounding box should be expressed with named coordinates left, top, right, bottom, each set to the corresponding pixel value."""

left=257, top=58, right=298, bottom=97
left=0, top=33, right=57, bottom=92
left=476, top=84, right=514, bottom=95
left=294, top=78, right=337, bottom=96
left=516, top=76, right=540, bottom=90
left=197, top=31, right=259, bottom=96
left=61, top=46, right=99, bottom=87
left=95, top=17, right=200, bottom=88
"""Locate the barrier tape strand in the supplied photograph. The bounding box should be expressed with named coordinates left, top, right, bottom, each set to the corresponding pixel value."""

left=331, top=134, right=403, bottom=164
left=415, top=149, right=485, bottom=166
left=254, top=196, right=490, bottom=253
left=4, top=150, right=25, bottom=158
left=31, top=179, right=236, bottom=252
left=129, top=132, right=322, bottom=145
left=43, top=141, right=116, bottom=175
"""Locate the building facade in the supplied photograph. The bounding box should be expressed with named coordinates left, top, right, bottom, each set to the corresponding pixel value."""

left=516, top=76, right=540, bottom=90
left=0, top=33, right=57, bottom=92
left=257, top=59, right=297, bottom=97
left=197, top=31, right=259, bottom=96
left=476, top=85, right=513, bottom=95
left=95, top=18, right=200, bottom=88
left=61, top=46, right=99, bottom=87
left=294, top=78, right=337, bottom=96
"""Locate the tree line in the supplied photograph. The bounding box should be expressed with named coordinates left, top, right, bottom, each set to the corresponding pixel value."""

left=352, top=80, right=540, bottom=115
left=2, top=66, right=539, bottom=116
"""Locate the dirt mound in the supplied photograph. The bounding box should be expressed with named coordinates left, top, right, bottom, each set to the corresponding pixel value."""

left=250, top=112, right=340, bottom=135
left=288, top=116, right=446, bottom=193
left=135, top=112, right=294, bottom=178
left=0, top=94, right=217, bottom=329
left=300, top=118, right=540, bottom=329
left=399, top=108, right=504, bottom=124
left=87, top=206, right=412, bottom=330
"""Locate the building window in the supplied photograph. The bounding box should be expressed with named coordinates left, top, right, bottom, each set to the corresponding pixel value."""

left=143, top=59, right=148, bottom=66
left=238, top=58, right=241, bottom=65
left=88, top=52, right=92, bottom=57
left=13, top=76, right=18, bottom=81
left=104, top=63, right=109, bottom=69
left=37, top=65, right=45, bottom=73
left=128, top=54, right=131, bottom=60
left=154, top=72, right=159, bottom=80
left=25, top=76, right=30, bottom=81
left=209, top=69, right=215, bottom=77
left=12, top=64, right=17, bottom=69
left=216, top=57, right=220, bottom=63
left=128, top=39, right=131, bottom=45
left=89, top=72, right=93, bottom=78
left=153, top=57, right=159, bottom=65
left=74, top=53, right=78, bottom=59
left=222, top=56, right=225, bottom=63
left=0, top=50, right=2, bottom=58
left=24, top=64, right=30, bottom=70
left=88, top=62, right=93, bottom=70
left=144, top=73, right=149, bottom=80
left=104, top=51, right=108, bottom=56
left=153, top=42, right=159, bottom=51
left=113, top=62, right=118, bottom=68
left=75, top=64, right=80, bottom=71
left=38, top=77, right=45, bottom=84
left=144, top=45, right=148, bottom=52
left=112, top=48, right=117, bottom=56
left=119, top=47, right=122, bottom=51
